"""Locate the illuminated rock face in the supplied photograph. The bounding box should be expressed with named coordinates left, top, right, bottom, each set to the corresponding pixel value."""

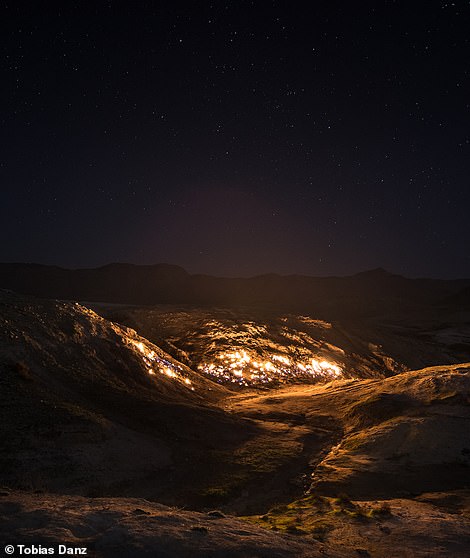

left=189, top=318, right=346, bottom=386
left=98, top=307, right=407, bottom=387
left=125, top=317, right=344, bottom=387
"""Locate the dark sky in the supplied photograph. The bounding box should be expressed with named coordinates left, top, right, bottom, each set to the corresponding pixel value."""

left=1, top=1, right=469, bottom=278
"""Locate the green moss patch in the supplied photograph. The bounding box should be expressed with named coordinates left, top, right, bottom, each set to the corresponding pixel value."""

left=243, top=493, right=393, bottom=539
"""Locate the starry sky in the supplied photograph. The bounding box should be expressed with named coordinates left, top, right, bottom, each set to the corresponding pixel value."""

left=2, top=1, right=469, bottom=278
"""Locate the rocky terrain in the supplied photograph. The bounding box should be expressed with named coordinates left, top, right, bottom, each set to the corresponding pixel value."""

left=2, top=489, right=469, bottom=557
left=94, top=305, right=406, bottom=386
left=1, top=286, right=470, bottom=556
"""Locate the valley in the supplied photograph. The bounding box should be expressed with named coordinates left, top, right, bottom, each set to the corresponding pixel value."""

left=1, top=279, right=470, bottom=556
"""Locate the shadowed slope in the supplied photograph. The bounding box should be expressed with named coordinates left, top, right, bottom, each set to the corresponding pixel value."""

left=0, top=290, right=252, bottom=503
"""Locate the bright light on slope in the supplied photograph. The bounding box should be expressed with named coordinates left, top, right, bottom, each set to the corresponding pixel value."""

left=197, top=349, right=343, bottom=386
left=129, top=339, right=193, bottom=388
left=128, top=328, right=343, bottom=389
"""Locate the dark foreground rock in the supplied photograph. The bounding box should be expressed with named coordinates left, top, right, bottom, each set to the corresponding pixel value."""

left=0, top=491, right=335, bottom=558
left=1, top=490, right=470, bottom=557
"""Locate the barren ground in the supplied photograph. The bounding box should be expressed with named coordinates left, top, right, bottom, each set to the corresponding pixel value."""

left=2, top=292, right=470, bottom=556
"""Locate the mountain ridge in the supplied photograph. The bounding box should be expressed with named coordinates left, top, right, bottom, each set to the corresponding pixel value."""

left=1, top=262, right=469, bottom=317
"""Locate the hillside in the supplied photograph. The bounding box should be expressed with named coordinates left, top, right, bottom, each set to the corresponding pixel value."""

left=94, top=305, right=406, bottom=386
left=0, top=290, right=251, bottom=505
left=1, top=290, right=470, bottom=556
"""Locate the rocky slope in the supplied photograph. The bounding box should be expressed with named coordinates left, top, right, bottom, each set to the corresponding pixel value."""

left=96, top=305, right=406, bottom=386
left=2, top=290, right=470, bottom=556
left=227, top=364, right=470, bottom=500
left=0, top=290, right=249, bottom=504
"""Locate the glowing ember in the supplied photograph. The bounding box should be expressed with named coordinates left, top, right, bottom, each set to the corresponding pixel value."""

left=197, top=349, right=343, bottom=386
left=128, top=319, right=345, bottom=389
left=128, top=338, right=193, bottom=388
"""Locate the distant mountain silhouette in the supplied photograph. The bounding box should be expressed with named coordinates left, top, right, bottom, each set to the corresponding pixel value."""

left=0, top=262, right=469, bottom=317
left=0, top=263, right=189, bottom=305
left=443, top=286, right=470, bottom=310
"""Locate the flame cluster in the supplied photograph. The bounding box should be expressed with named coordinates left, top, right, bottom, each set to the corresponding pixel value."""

left=197, top=349, right=342, bottom=386
left=129, top=339, right=193, bottom=388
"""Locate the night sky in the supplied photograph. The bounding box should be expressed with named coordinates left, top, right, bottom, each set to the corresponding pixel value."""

left=2, top=1, right=469, bottom=278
